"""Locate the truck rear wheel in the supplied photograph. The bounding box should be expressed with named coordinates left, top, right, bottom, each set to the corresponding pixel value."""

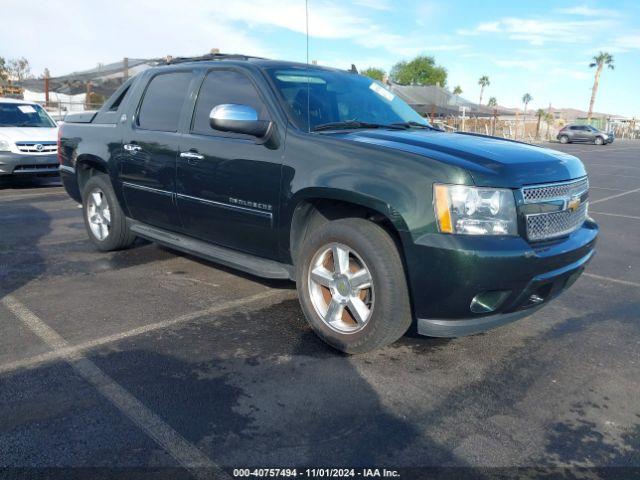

left=296, top=218, right=412, bottom=354
left=82, top=174, right=136, bottom=251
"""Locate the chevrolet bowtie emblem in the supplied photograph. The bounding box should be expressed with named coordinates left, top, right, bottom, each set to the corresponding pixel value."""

left=567, top=195, right=581, bottom=212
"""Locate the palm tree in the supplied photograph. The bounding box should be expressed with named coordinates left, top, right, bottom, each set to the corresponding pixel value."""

left=478, top=76, right=490, bottom=106
left=453, top=85, right=463, bottom=95
left=587, top=52, right=614, bottom=121
left=522, top=93, right=532, bottom=115
left=522, top=93, right=532, bottom=120
left=535, top=108, right=545, bottom=139
left=488, top=97, right=497, bottom=108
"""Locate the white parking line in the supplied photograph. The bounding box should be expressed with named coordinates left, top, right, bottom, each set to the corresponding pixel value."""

left=0, top=289, right=291, bottom=375
left=590, top=186, right=626, bottom=192
left=2, top=294, right=233, bottom=480
left=583, top=273, right=640, bottom=288
left=591, top=211, right=640, bottom=221
left=591, top=187, right=640, bottom=205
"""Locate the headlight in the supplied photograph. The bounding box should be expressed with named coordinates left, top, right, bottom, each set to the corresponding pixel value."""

left=0, top=139, right=11, bottom=151
left=433, top=184, right=517, bottom=235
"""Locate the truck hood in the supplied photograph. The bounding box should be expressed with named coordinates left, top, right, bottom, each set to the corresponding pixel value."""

left=0, top=127, right=58, bottom=143
left=339, top=129, right=586, bottom=188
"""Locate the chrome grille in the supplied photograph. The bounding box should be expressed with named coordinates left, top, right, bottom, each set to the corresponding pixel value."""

left=15, top=142, right=57, bottom=153
left=526, top=203, right=588, bottom=241
left=522, top=177, right=588, bottom=203
left=522, top=177, right=589, bottom=241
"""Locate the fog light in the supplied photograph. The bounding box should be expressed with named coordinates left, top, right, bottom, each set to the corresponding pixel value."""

left=470, top=290, right=511, bottom=314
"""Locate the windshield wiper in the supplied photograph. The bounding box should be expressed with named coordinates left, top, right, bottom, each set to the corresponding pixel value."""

left=312, top=120, right=405, bottom=132
left=389, top=121, right=441, bottom=131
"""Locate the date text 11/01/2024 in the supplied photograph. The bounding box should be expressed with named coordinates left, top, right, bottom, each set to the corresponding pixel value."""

left=232, top=468, right=400, bottom=477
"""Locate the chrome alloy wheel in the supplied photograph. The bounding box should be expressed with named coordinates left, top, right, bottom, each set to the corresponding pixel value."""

left=307, top=242, right=375, bottom=334
left=86, top=188, right=111, bottom=241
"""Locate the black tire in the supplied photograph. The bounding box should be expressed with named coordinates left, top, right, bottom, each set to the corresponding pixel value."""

left=594, top=136, right=604, bottom=145
left=559, top=135, right=569, bottom=144
left=82, top=173, right=136, bottom=251
left=296, top=218, right=412, bottom=354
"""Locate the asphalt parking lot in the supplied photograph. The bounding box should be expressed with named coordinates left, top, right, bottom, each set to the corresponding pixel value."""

left=1, top=140, right=639, bottom=479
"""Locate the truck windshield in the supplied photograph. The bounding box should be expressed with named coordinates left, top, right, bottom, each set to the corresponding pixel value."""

left=0, top=103, right=57, bottom=128
left=265, top=68, right=430, bottom=132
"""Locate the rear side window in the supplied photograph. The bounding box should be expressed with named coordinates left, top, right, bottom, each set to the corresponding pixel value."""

left=138, top=72, right=192, bottom=132
left=191, top=69, right=269, bottom=138
left=108, top=85, right=131, bottom=112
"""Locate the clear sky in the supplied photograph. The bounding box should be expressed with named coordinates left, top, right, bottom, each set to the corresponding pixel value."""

left=1, top=0, right=638, bottom=117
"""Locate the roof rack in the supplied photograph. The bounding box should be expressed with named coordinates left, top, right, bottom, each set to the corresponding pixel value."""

left=157, top=53, right=267, bottom=65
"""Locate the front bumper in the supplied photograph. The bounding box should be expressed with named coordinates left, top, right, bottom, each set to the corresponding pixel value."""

left=0, top=152, right=59, bottom=176
left=403, top=219, right=598, bottom=337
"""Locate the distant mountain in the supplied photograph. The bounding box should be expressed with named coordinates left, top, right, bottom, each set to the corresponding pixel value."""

left=498, top=105, right=621, bottom=120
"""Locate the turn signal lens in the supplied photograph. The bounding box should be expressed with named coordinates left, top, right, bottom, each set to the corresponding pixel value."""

left=434, top=184, right=453, bottom=233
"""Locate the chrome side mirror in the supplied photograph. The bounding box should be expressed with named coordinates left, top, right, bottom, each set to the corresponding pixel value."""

left=209, top=104, right=271, bottom=137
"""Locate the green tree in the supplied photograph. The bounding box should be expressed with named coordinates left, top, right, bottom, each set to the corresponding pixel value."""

left=478, top=75, right=490, bottom=106
left=390, top=55, right=447, bottom=86
left=587, top=52, right=614, bottom=121
left=488, top=97, right=497, bottom=108
left=360, top=67, right=386, bottom=82
left=453, top=85, right=463, bottom=95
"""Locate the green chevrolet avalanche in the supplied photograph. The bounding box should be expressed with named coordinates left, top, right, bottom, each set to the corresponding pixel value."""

left=58, top=55, right=598, bottom=353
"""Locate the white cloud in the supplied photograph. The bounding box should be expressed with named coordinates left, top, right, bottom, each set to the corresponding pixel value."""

left=477, top=21, right=502, bottom=33
left=555, top=6, right=620, bottom=17
left=549, top=68, right=592, bottom=80
left=603, top=34, right=640, bottom=52
left=352, top=0, right=393, bottom=11
left=0, top=0, right=434, bottom=75
left=459, top=16, right=618, bottom=46
left=493, top=59, right=541, bottom=71
left=0, top=0, right=274, bottom=76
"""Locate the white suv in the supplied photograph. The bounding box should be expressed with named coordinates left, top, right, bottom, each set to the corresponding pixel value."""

left=0, top=98, right=60, bottom=177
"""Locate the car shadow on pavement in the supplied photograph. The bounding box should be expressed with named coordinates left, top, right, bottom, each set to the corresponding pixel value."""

left=0, top=176, right=62, bottom=191
left=1, top=298, right=460, bottom=473
left=0, top=204, right=51, bottom=300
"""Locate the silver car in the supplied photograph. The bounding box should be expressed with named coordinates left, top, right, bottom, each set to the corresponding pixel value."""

left=557, top=124, right=614, bottom=145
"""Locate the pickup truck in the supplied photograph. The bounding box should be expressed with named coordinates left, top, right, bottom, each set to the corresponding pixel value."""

left=59, top=55, right=598, bottom=353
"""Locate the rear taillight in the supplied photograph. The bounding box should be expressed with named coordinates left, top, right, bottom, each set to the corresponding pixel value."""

left=57, top=126, right=63, bottom=164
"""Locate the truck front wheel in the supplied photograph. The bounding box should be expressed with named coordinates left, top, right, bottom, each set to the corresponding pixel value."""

left=296, top=218, right=412, bottom=354
left=82, top=174, right=136, bottom=251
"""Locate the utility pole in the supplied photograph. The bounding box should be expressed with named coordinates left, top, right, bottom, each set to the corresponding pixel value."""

left=123, top=57, right=129, bottom=81
left=86, top=81, right=92, bottom=110
left=460, top=106, right=467, bottom=131
left=44, top=68, right=50, bottom=108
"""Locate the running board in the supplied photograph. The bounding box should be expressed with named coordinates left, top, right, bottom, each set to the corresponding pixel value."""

left=129, top=221, right=293, bottom=280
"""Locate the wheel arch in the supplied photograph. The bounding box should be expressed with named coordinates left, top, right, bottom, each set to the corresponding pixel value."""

left=287, top=189, right=410, bottom=267
left=76, top=153, right=109, bottom=194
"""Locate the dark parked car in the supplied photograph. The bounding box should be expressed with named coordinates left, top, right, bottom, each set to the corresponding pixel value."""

left=58, top=55, right=598, bottom=353
left=557, top=124, right=614, bottom=145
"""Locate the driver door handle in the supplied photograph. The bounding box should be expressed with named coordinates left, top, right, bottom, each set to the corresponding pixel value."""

left=180, top=151, right=204, bottom=162
left=123, top=143, right=142, bottom=152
